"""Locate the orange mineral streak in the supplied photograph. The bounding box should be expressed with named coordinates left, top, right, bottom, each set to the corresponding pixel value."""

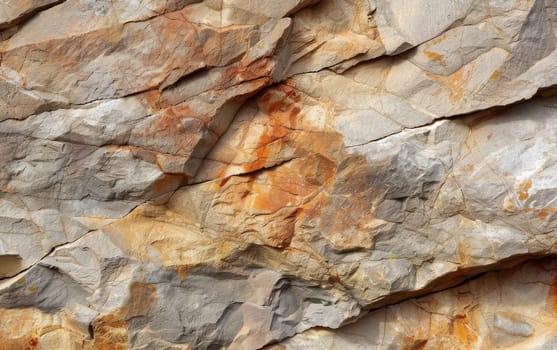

left=424, top=50, right=445, bottom=62
left=268, top=209, right=299, bottom=248
left=92, top=282, right=157, bottom=350
left=153, top=173, right=188, bottom=194
left=244, top=85, right=303, bottom=173
left=538, top=209, right=549, bottom=220
left=125, top=282, right=157, bottom=318
left=402, top=339, right=428, bottom=350
left=505, top=203, right=516, bottom=212
left=0, top=308, right=67, bottom=350
left=231, top=155, right=335, bottom=248
left=139, top=102, right=204, bottom=157
left=156, top=105, right=194, bottom=134
left=517, top=179, right=532, bottom=201
left=425, top=31, right=450, bottom=47
left=451, top=314, right=478, bottom=346
left=91, top=314, right=129, bottom=350
left=490, top=70, right=502, bottom=80
left=529, top=208, right=557, bottom=221
left=105, top=145, right=131, bottom=153
left=0, top=40, right=9, bottom=53
left=172, top=265, right=193, bottom=281
left=550, top=275, right=557, bottom=315
left=250, top=166, right=316, bottom=214
left=141, top=89, right=162, bottom=113
left=224, top=58, right=274, bottom=87
left=219, top=176, right=232, bottom=188
left=427, top=62, right=475, bottom=103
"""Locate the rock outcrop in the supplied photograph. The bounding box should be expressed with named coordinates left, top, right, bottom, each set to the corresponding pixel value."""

left=0, top=0, right=556, bottom=349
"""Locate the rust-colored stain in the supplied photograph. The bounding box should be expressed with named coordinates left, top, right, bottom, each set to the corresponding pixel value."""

left=223, top=58, right=273, bottom=86
left=426, top=31, right=449, bottom=47
left=231, top=156, right=333, bottom=249
left=550, top=275, right=557, bottom=315
left=28, top=338, right=38, bottom=347
left=328, top=270, right=341, bottom=285
left=249, top=157, right=326, bottom=214
left=0, top=40, right=9, bottom=53
left=129, top=146, right=158, bottom=165
left=424, top=50, right=445, bottom=62
left=268, top=207, right=305, bottom=249
left=125, top=282, right=157, bottom=318
left=91, top=313, right=129, bottom=350
left=402, top=337, right=428, bottom=350
left=153, top=173, right=188, bottom=194
left=504, top=203, right=516, bottom=212
left=0, top=309, right=57, bottom=350
left=490, top=70, right=502, bottom=80
left=427, top=62, right=475, bottom=103
left=0, top=336, right=40, bottom=350
left=27, top=286, right=38, bottom=294
left=451, top=314, right=477, bottom=345
left=173, top=265, right=191, bottom=281
left=141, top=90, right=161, bottom=113
left=156, top=105, right=193, bottom=132
left=517, top=179, right=532, bottom=201
left=92, top=281, right=157, bottom=349
left=243, top=84, right=302, bottom=173
left=139, top=103, right=204, bottom=157
left=219, top=176, right=231, bottom=188
left=538, top=209, right=549, bottom=220
left=105, top=145, right=131, bottom=153
left=532, top=208, right=556, bottom=221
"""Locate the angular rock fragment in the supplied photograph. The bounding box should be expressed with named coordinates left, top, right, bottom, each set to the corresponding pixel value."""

left=0, top=0, right=63, bottom=30
left=267, top=258, right=557, bottom=349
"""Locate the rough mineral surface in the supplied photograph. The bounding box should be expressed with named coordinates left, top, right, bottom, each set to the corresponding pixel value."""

left=0, top=0, right=556, bottom=349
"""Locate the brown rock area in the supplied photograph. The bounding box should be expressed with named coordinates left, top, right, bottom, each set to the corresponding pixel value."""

left=1, top=0, right=557, bottom=349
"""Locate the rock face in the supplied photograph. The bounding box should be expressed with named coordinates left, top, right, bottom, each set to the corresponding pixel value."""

left=0, top=1, right=556, bottom=349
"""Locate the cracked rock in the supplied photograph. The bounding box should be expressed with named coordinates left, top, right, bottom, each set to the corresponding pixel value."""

left=1, top=0, right=557, bottom=349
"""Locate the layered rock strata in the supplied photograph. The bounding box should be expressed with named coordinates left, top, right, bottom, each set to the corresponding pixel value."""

left=0, top=0, right=556, bottom=349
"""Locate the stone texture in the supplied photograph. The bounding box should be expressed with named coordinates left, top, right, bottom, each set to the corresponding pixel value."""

left=266, top=257, right=557, bottom=349
left=0, top=0, right=63, bottom=29
left=1, top=0, right=557, bottom=349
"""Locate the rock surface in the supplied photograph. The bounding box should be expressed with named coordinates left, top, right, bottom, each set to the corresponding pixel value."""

left=0, top=0, right=556, bottom=349
left=265, top=257, right=557, bottom=350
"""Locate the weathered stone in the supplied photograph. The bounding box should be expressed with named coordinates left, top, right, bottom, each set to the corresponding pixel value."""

left=0, top=0, right=63, bottom=29
left=1, top=0, right=557, bottom=349
left=266, top=258, right=557, bottom=349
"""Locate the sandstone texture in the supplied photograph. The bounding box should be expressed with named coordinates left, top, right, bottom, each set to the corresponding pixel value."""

left=0, top=0, right=556, bottom=349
